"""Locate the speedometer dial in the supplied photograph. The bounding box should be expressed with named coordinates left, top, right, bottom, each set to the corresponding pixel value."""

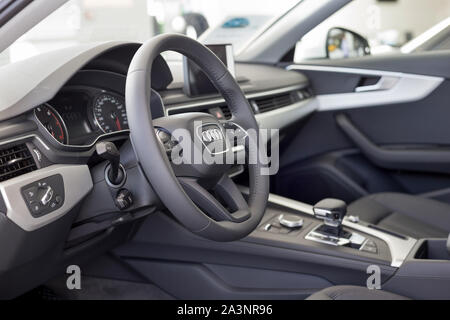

left=93, top=93, right=128, bottom=133
left=35, top=104, right=69, bottom=144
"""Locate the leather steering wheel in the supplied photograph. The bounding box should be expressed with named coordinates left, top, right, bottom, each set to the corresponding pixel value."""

left=126, top=34, right=269, bottom=241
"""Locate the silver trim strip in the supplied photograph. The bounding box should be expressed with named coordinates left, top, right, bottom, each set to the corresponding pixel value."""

left=0, top=133, right=50, bottom=151
left=287, top=65, right=444, bottom=112
left=240, top=187, right=417, bottom=268
left=0, top=164, right=93, bottom=231
left=287, top=64, right=438, bottom=78
left=343, top=219, right=416, bottom=268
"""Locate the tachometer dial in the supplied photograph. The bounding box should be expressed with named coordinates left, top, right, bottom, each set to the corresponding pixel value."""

left=93, top=93, right=128, bottom=133
left=35, top=104, right=69, bottom=144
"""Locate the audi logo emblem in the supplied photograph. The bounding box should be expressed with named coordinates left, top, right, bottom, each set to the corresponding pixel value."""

left=201, top=128, right=223, bottom=142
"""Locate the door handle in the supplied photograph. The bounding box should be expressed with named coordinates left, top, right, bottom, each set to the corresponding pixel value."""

left=355, top=76, right=399, bottom=92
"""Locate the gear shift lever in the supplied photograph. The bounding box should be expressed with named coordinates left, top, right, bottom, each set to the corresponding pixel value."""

left=313, top=198, right=347, bottom=237
left=307, top=198, right=367, bottom=249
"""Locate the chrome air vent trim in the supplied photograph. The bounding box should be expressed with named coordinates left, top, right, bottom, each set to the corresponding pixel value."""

left=0, top=144, right=37, bottom=182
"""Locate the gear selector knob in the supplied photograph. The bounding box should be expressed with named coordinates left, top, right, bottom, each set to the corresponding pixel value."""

left=313, top=198, right=347, bottom=236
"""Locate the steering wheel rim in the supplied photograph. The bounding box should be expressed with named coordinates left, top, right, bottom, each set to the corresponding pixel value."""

left=126, top=34, right=269, bottom=241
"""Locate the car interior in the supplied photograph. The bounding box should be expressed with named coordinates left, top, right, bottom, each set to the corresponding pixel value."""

left=0, top=0, right=449, bottom=301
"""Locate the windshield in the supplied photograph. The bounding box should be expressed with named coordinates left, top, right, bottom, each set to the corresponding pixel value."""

left=0, top=0, right=299, bottom=66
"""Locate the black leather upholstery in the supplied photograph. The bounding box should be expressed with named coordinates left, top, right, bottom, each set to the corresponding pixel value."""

left=307, top=286, right=409, bottom=300
left=348, top=192, right=450, bottom=239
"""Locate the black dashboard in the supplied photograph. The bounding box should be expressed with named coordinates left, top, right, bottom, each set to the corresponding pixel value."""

left=0, top=41, right=312, bottom=299
left=31, top=43, right=310, bottom=148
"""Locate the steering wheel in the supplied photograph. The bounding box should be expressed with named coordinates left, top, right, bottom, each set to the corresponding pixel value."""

left=126, top=34, right=269, bottom=241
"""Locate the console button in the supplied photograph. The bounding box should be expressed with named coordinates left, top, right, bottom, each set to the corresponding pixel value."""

left=23, top=186, right=38, bottom=204
left=115, top=189, right=133, bottom=210
left=279, top=227, right=291, bottom=235
left=278, top=214, right=304, bottom=229
left=30, top=203, right=42, bottom=215
left=361, top=240, right=378, bottom=254
left=39, top=186, right=54, bottom=206
left=363, top=246, right=378, bottom=254
left=21, top=174, right=65, bottom=218
left=55, top=196, right=62, bottom=204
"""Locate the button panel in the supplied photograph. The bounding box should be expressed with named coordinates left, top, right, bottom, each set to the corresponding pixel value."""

left=21, top=174, right=65, bottom=218
left=360, top=239, right=378, bottom=254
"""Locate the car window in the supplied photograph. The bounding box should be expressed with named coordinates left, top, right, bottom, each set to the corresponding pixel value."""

left=294, top=0, right=450, bottom=62
left=0, top=0, right=299, bottom=67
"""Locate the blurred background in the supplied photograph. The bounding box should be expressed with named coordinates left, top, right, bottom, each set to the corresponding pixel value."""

left=0, top=0, right=449, bottom=65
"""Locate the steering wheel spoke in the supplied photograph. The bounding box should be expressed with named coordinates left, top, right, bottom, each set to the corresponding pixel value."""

left=179, top=177, right=250, bottom=223
left=214, top=175, right=248, bottom=210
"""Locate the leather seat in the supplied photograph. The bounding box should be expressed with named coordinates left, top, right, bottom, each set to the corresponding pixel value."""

left=307, top=286, right=409, bottom=300
left=347, top=192, right=450, bottom=239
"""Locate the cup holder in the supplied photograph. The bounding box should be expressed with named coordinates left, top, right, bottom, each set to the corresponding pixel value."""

left=415, top=239, right=450, bottom=260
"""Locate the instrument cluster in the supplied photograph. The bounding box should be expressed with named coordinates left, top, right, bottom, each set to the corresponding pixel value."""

left=34, top=87, right=129, bottom=146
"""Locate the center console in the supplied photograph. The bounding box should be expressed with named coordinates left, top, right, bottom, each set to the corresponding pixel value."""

left=247, top=190, right=417, bottom=268
left=241, top=189, right=450, bottom=299
left=107, top=187, right=450, bottom=300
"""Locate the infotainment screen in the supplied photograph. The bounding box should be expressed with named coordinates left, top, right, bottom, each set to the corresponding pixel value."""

left=183, top=44, right=235, bottom=96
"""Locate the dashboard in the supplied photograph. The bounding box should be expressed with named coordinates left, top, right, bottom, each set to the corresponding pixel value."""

left=0, top=41, right=313, bottom=298
left=28, top=43, right=312, bottom=148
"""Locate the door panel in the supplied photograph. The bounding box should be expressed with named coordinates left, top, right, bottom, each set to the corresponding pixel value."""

left=275, top=51, right=450, bottom=205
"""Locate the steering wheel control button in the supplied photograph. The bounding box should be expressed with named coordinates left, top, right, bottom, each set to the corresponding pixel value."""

left=278, top=214, right=304, bottom=229
left=115, top=189, right=133, bottom=210
left=21, top=174, right=65, bottom=218
left=157, top=129, right=171, bottom=143
left=155, top=128, right=181, bottom=161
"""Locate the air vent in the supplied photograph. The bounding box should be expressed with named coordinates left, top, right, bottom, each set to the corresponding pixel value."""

left=167, top=88, right=313, bottom=118
left=251, top=89, right=313, bottom=114
left=253, top=93, right=294, bottom=113
left=168, top=104, right=232, bottom=120
left=0, top=144, right=37, bottom=182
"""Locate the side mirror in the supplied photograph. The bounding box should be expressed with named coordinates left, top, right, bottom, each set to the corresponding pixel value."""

left=326, top=27, right=370, bottom=59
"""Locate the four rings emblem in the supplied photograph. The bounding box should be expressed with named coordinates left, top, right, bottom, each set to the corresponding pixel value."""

left=201, top=128, right=223, bottom=143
